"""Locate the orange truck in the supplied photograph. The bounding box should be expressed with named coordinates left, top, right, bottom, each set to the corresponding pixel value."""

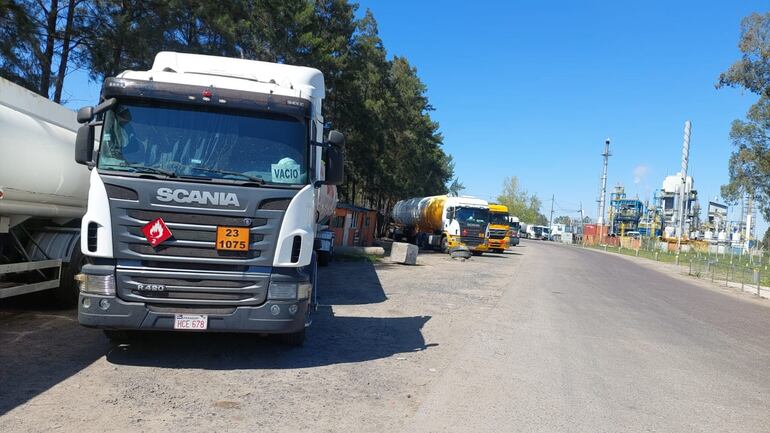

left=486, top=204, right=510, bottom=253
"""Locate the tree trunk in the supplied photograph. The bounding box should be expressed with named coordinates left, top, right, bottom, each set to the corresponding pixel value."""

left=53, top=0, right=77, bottom=103
left=39, top=0, right=60, bottom=98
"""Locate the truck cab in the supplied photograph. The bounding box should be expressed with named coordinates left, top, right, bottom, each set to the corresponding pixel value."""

left=507, top=216, right=521, bottom=247
left=486, top=204, right=510, bottom=253
left=443, top=197, right=490, bottom=254
left=73, top=52, right=344, bottom=344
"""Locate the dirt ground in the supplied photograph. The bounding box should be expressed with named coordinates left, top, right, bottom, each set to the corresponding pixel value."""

left=0, top=249, right=520, bottom=433
left=3, top=240, right=768, bottom=433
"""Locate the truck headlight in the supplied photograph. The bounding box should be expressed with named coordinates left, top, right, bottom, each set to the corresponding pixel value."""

left=268, top=281, right=313, bottom=300
left=268, top=282, right=298, bottom=300
left=75, top=273, right=116, bottom=296
left=298, top=281, right=312, bottom=300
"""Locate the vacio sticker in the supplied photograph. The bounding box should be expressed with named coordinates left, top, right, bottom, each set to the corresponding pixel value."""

left=271, top=158, right=302, bottom=184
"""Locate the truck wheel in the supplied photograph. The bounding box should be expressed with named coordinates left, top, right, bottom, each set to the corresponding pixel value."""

left=52, top=244, right=86, bottom=308
left=441, top=236, right=449, bottom=253
left=279, top=328, right=306, bottom=347
left=317, top=250, right=331, bottom=267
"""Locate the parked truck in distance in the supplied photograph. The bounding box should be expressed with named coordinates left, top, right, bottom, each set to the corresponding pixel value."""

left=73, top=52, right=345, bottom=345
left=0, top=77, right=89, bottom=305
left=486, top=204, right=510, bottom=253
left=391, top=195, right=489, bottom=255
left=507, top=216, right=521, bottom=247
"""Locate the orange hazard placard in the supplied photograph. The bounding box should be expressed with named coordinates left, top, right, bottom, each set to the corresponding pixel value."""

left=216, top=226, right=249, bottom=251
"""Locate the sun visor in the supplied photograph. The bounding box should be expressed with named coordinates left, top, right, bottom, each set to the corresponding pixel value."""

left=100, top=77, right=311, bottom=120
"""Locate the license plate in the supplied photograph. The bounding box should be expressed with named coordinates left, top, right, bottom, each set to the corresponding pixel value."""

left=174, top=314, right=208, bottom=330
left=216, top=226, right=250, bottom=251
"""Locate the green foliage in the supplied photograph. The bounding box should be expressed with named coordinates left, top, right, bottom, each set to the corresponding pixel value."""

left=0, top=0, right=86, bottom=101
left=447, top=177, right=466, bottom=197
left=718, top=12, right=770, bottom=219
left=763, top=227, right=770, bottom=249
left=554, top=215, right=571, bottom=225
left=1, top=1, right=452, bottom=217
left=496, top=176, right=547, bottom=225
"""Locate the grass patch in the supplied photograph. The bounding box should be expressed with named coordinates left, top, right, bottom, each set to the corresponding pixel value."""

left=583, top=242, right=770, bottom=287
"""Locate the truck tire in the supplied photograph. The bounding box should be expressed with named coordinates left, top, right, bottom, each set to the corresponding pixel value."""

left=317, top=250, right=331, bottom=267
left=441, top=236, right=449, bottom=253
left=52, top=244, right=86, bottom=308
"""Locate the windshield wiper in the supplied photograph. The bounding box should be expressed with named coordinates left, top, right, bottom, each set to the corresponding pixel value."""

left=102, top=164, right=177, bottom=178
left=126, top=164, right=177, bottom=177
left=188, top=167, right=265, bottom=184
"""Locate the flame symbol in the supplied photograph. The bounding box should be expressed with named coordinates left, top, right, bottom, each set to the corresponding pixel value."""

left=149, top=220, right=164, bottom=238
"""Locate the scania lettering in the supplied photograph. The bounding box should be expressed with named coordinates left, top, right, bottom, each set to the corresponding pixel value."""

left=73, top=52, right=345, bottom=345
left=155, top=188, right=241, bottom=207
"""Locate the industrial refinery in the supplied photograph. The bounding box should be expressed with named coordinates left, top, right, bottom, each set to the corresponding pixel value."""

left=590, top=120, right=759, bottom=255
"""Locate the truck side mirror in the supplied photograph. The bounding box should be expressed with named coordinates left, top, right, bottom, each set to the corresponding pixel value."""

left=323, top=130, right=345, bottom=185
left=327, top=130, right=345, bottom=147
left=74, top=125, right=95, bottom=166
left=77, top=106, right=94, bottom=124
left=325, top=145, right=345, bottom=185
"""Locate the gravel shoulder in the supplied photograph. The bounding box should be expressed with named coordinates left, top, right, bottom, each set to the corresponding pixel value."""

left=0, top=250, right=521, bottom=433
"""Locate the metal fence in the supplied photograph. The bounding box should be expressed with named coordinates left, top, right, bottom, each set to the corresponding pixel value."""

left=577, top=238, right=770, bottom=299
left=688, top=259, right=764, bottom=297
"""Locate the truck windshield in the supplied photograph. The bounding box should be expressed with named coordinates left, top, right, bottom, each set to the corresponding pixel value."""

left=455, top=208, right=489, bottom=225
left=98, top=102, right=308, bottom=185
left=489, top=212, right=509, bottom=225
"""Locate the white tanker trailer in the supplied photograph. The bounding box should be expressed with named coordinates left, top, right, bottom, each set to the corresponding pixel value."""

left=0, top=77, right=90, bottom=304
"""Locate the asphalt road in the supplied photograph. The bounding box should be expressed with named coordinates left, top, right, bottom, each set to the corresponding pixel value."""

left=1, top=240, right=768, bottom=432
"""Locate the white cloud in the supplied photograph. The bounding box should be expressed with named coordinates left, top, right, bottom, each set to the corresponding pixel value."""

left=633, top=164, right=649, bottom=185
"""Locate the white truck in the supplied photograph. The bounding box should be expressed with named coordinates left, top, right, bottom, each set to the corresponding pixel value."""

left=70, top=52, right=344, bottom=345
left=391, top=195, right=490, bottom=254
left=0, top=77, right=89, bottom=305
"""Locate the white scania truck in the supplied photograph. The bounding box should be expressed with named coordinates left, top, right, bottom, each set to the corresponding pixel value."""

left=73, top=52, right=344, bottom=345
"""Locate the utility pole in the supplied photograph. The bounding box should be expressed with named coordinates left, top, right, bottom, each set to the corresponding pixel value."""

left=597, top=139, right=611, bottom=229
left=579, top=201, right=585, bottom=224
left=676, top=121, right=692, bottom=256
left=549, top=194, right=555, bottom=232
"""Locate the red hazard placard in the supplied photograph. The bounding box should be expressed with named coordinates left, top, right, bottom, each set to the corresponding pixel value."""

left=141, top=217, right=172, bottom=247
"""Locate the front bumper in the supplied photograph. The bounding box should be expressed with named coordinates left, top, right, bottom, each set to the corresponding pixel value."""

left=79, top=294, right=308, bottom=333
left=487, top=239, right=510, bottom=249
left=446, top=234, right=488, bottom=252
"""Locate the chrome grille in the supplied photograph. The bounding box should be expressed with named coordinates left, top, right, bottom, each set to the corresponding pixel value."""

left=113, top=207, right=281, bottom=265
left=117, top=269, right=269, bottom=306
left=488, top=229, right=508, bottom=239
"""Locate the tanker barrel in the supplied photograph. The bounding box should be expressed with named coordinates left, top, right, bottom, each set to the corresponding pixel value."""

left=392, top=195, right=446, bottom=231
left=0, top=77, right=89, bottom=225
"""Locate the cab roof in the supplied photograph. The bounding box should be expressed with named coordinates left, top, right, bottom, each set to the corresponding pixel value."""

left=489, top=204, right=509, bottom=213
left=117, top=52, right=325, bottom=105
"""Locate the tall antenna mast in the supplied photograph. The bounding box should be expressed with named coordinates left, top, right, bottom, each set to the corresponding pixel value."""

left=597, top=138, right=611, bottom=226
left=677, top=120, right=692, bottom=254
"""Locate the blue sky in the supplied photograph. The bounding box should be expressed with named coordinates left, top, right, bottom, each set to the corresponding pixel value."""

left=354, top=0, right=767, bottom=233
left=61, top=1, right=767, bottom=234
